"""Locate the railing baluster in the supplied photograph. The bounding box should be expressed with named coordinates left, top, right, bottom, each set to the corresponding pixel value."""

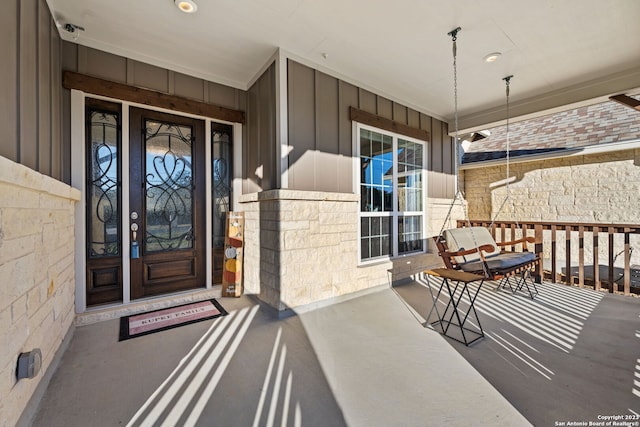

left=608, top=227, right=615, bottom=293
left=565, top=226, right=572, bottom=286
left=593, top=226, right=600, bottom=291
left=624, top=228, right=631, bottom=296
left=535, top=224, right=543, bottom=283
left=449, top=219, right=639, bottom=296
left=551, top=224, right=557, bottom=283
left=578, top=225, right=585, bottom=288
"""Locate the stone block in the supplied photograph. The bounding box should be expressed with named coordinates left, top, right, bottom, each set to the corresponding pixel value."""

left=11, top=294, right=27, bottom=324
left=1, top=208, right=43, bottom=240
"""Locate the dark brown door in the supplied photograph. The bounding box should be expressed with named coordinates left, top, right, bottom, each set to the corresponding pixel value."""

left=211, top=122, right=234, bottom=284
left=129, top=108, right=206, bottom=299
left=85, top=98, right=123, bottom=306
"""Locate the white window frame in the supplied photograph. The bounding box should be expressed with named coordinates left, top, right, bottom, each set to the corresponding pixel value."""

left=353, top=122, right=427, bottom=264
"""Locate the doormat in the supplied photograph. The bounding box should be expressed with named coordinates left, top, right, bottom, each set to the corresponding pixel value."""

left=119, top=299, right=228, bottom=341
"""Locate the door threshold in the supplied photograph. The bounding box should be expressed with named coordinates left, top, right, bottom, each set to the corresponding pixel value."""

left=77, top=285, right=223, bottom=326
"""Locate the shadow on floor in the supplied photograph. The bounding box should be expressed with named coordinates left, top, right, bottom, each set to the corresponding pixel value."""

left=32, top=296, right=347, bottom=427
left=32, top=286, right=532, bottom=426
left=392, top=276, right=640, bottom=426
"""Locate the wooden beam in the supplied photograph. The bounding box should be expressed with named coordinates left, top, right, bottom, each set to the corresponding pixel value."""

left=609, top=94, right=640, bottom=112
left=63, top=70, right=245, bottom=124
left=349, top=107, right=430, bottom=141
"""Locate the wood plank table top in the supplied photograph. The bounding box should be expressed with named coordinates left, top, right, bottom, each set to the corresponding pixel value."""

left=423, top=268, right=485, bottom=283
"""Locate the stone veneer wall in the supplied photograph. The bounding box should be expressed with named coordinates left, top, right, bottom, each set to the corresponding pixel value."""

left=0, top=156, right=79, bottom=427
left=463, top=149, right=640, bottom=266
left=239, top=190, right=442, bottom=311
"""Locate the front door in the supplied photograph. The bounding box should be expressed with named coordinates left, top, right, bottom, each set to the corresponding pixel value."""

left=128, top=108, right=206, bottom=299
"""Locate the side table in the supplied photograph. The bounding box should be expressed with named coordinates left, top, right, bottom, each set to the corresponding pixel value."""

left=423, top=268, right=486, bottom=346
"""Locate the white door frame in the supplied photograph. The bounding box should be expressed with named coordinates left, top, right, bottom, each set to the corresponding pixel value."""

left=71, top=89, right=242, bottom=313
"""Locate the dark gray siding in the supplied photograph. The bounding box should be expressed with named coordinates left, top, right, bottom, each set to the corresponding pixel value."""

left=245, top=62, right=277, bottom=193
left=61, top=43, right=248, bottom=184
left=0, top=0, right=63, bottom=180
left=286, top=60, right=455, bottom=197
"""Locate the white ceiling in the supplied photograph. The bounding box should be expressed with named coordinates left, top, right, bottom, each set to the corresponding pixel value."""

left=47, top=0, right=640, bottom=131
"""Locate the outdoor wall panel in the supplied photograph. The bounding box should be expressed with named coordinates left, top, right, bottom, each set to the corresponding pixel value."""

left=131, top=60, right=169, bottom=93
left=209, top=81, right=242, bottom=110
left=407, top=109, right=420, bottom=128
left=288, top=60, right=316, bottom=190
left=0, top=0, right=64, bottom=179
left=393, top=103, right=408, bottom=124
left=315, top=72, right=339, bottom=192
left=38, top=3, right=51, bottom=175
left=338, top=81, right=358, bottom=191
left=174, top=72, right=205, bottom=102
left=245, top=62, right=276, bottom=192
left=376, top=97, right=393, bottom=120
left=286, top=59, right=455, bottom=196
left=358, top=88, right=377, bottom=114
left=419, top=112, right=433, bottom=133
left=80, top=46, right=127, bottom=84
left=0, top=0, right=18, bottom=161
left=51, top=23, right=62, bottom=181
left=20, top=0, right=38, bottom=171
left=258, top=64, right=275, bottom=190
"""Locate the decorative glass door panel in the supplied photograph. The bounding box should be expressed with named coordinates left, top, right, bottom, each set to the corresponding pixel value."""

left=211, top=123, right=233, bottom=283
left=85, top=98, right=123, bottom=306
left=129, top=108, right=205, bottom=299
left=144, top=121, right=195, bottom=252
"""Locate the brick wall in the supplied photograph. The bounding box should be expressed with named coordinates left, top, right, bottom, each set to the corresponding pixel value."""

left=240, top=190, right=442, bottom=311
left=0, top=156, right=79, bottom=426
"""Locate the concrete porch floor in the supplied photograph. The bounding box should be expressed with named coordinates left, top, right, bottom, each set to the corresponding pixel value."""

left=29, top=278, right=640, bottom=426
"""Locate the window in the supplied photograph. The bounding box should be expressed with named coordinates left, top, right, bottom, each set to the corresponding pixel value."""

left=358, top=125, right=425, bottom=261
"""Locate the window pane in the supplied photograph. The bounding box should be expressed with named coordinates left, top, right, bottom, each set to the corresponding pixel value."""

left=371, top=237, right=381, bottom=258
left=398, top=215, right=423, bottom=254
left=360, top=129, right=372, bottom=157
left=361, top=157, right=372, bottom=185
left=361, top=238, right=370, bottom=260
left=361, top=186, right=372, bottom=211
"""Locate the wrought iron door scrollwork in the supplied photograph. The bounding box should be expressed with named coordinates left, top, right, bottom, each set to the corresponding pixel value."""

left=89, top=111, right=120, bottom=258
left=144, top=121, right=195, bottom=252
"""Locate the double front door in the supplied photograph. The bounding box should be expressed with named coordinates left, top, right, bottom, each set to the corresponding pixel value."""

left=85, top=100, right=231, bottom=306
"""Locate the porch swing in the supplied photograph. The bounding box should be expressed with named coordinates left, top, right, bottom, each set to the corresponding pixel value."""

left=432, top=27, right=541, bottom=298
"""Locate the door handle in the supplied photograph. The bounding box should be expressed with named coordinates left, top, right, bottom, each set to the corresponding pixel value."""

left=130, top=223, right=139, bottom=259
left=131, top=223, right=139, bottom=241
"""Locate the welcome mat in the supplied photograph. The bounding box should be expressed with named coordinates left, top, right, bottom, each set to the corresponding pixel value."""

left=119, top=299, right=228, bottom=341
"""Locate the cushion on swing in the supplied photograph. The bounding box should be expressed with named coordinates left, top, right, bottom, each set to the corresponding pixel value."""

left=458, top=251, right=537, bottom=273
left=443, top=227, right=498, bottom=263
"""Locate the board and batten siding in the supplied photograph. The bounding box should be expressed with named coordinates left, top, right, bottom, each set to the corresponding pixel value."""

left=286, top=60, right=455, bottom=197
left=0, top=0, right=63, bottom=181
left=245, top=62, right=277, bottom=193
left=60, top=43, right=248, bottom=185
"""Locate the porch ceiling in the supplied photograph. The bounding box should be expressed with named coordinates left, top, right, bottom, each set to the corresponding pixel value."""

left=47, top=0, right=640, bottom=131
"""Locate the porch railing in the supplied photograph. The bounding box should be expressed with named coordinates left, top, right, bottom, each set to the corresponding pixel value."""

left=456, top=220, right=640, bottom=296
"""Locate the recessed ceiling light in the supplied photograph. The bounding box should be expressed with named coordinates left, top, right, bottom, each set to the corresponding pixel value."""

left=175, top=0, right=198, bottom=13
left=483, top=52, right=502, bottom=63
